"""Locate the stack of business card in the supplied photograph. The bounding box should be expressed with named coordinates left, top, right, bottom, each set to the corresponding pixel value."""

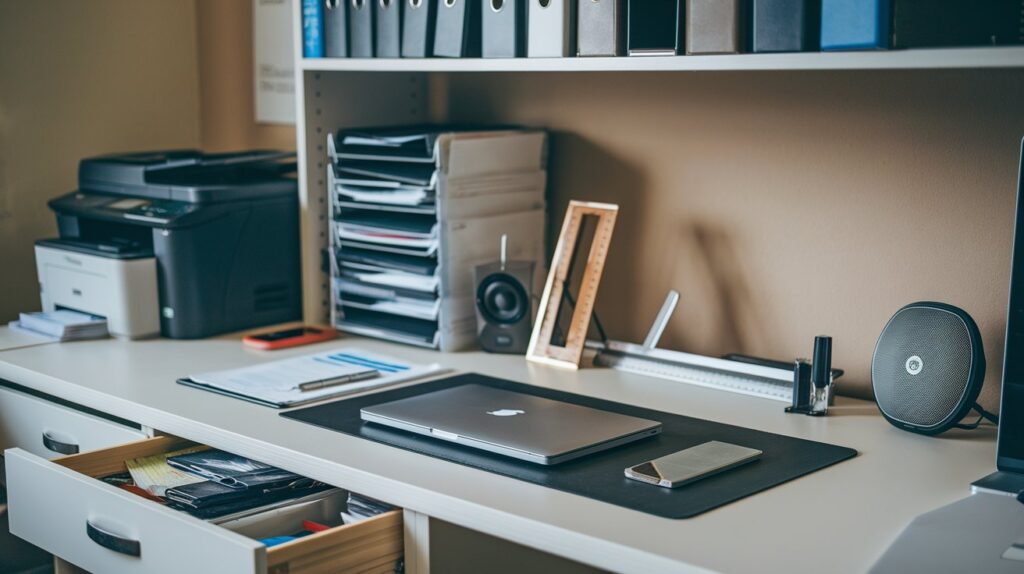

left=11, top=310, right=109, bottom=341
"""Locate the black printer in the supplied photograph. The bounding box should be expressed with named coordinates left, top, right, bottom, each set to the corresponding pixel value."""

left=37, top=150, right=301, bottom=339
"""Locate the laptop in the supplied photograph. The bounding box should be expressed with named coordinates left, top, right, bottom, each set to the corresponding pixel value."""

left=360, top=384, right=662, bottom=465
left=973, top=137, right=1024, bottom=496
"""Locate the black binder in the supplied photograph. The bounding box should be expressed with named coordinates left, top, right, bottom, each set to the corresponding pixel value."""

left=324, top=0, right=349, bottom=57
left=627, top=0, right=683, bottom=56
left=752, top=0, right=820, bottom=52
left=892, top=0, right=1024, bottom=49
left=482, top=0, right=526, bottom=58
left=402, top=0, right=437, bottom=57
left=376, top=0, right=403, bottom=57
left=433, top=0, right=482, bottom=57
left=350, top=0, right=375, bottom=57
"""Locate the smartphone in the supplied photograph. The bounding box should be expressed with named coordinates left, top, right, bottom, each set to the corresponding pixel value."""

left=624, top=441, right=762, bottom=489
left=242, top=326, right=337, bottom=350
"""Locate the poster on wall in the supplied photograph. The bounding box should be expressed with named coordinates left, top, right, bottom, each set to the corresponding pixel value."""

left=254, top=0, right=296, bottom=125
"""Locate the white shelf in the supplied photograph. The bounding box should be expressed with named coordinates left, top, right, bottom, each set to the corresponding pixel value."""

left=301, top=46, right=1024, bottom=73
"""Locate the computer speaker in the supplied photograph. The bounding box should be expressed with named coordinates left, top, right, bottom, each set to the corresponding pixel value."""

left=871, top=301, right=992, bottom=435
left=473, top=258, right=534, bottom=355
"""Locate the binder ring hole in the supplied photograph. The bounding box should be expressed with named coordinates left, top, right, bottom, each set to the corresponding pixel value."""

left=491, top=0, right=503, bottom=10
left=538, top=0, right=550, bottom=6
left=326, top=0, right=340, bottom=8
left=352, top=0, right=365, bottom=9
left=409, top=0, right=422, bottom=7
left=380, top=0, right=392, bottom=7
left=444, top=0, right=456, bottom=7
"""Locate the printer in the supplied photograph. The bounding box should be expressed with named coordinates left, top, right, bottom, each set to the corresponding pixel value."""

left=36, top=150, right=302, bottom=339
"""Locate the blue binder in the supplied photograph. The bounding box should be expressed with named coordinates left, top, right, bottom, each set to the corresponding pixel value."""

left=302, top=0, right=325, bottom=58
left=820, top=0, right=891, bottom=50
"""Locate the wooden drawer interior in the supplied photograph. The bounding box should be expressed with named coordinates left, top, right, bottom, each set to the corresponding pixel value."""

left=54, top=435, right=404, bottom=574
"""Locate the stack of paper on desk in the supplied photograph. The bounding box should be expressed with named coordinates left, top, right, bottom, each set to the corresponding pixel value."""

left=178, top=348, right=443, bottom=408
left=326, top=125, right=548, bottom=351
left=10, top=310, right=108, bottom=341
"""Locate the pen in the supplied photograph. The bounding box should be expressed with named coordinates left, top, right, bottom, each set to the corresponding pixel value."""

left=296, top=371, right=380, bottom=392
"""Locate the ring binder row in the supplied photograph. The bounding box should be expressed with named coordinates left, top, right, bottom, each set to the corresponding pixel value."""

left=304, top=0, right=1024, bottom=59
left=326, top=127, right=549, bottom=351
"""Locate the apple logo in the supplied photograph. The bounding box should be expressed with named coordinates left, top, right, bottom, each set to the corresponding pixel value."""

left=487, top=409, right=525, bottom=417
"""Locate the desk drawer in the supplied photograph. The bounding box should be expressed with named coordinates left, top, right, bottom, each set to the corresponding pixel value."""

left=5, top=436, right=404, bottom=574
left=0, top=385, right=147, bottom=458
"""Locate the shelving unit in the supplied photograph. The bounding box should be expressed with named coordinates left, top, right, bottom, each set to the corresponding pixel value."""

left=300, top=46, right=1024, bottom=73
left=290, top=4, right=1024, bottom=329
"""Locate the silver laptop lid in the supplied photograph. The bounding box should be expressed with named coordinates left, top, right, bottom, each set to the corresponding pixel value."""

left=361, top=384, right=662, bottom=458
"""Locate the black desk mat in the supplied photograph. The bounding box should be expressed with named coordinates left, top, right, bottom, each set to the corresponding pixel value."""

left=281, top=373, right=857, bottom=519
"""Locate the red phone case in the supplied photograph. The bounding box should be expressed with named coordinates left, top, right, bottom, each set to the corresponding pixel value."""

left=242, top=327, right=338, bottom=350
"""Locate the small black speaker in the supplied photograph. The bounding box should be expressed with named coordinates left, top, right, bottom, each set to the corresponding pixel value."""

left=871, top=301, right=987, bottom=435
left=473, top=259, right=534, bottom=354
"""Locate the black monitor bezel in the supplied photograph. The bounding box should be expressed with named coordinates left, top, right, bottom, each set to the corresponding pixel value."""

left=997, top=137, right=1024, bottom=473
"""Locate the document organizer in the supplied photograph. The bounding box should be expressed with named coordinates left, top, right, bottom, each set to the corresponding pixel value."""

left=327, top=128, right=549, bottom=351
left=527, top=0, right=576, bottom=57
left=434, top=0, right=482, bottom=57
left=324, top=0, right=349, bottom=57
left=376, top=0, right=403, bottom=57
left=577, top=0, right=625, bottom=56
left=402, top=0, right=437, bottom=57
left=482, top=0, right=526, bottom=58
left=350, top=0, right=375, bottom=57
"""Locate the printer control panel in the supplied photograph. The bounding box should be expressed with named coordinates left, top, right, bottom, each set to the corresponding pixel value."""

left=52, top=192, right=197, bottom=226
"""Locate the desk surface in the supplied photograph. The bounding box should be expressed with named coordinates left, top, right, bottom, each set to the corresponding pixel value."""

left=0, top=330, right=997, bottom=573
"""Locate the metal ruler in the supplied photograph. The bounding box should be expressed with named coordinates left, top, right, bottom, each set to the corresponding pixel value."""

left=527, top=201, right=618, bottom=369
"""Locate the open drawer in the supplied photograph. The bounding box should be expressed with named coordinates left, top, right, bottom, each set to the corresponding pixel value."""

left=5, top=436, right=403, bottom=574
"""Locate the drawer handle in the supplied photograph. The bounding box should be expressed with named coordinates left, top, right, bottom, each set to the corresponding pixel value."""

left=86, top=520, right=141, bottom=557
left=42, top=432, right=79, bottom=455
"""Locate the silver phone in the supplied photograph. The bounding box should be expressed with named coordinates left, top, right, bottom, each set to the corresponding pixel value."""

left=624, top=441, right=763, bottom=488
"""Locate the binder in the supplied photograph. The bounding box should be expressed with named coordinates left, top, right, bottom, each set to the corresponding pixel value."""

left=577, top=0, right=624, bottom=56
left=326, top=127, right=548, bottom=351
left=820, top=0, right=890, bottom=51
left=402, top=0, right=437, bottom=57
left=302, top=0, right=325, bottom=57
left=752, top=0, right=820, bottom=53
left=482, top=0, right=526, bottom=58
left=686, top=0, right=748, bottom=54
left=526, top=0, right=575, bottom=57
left=627, top=0, right=683, bottom=56
left=433, top=0, right=482, bottom=57
left=892, top=0, right=1024, bottom=49
left=349, top=0, right=375, bottom=57
left=324, top=0, right=349, bottom=57
left=376, top=0, right=402, bottom=57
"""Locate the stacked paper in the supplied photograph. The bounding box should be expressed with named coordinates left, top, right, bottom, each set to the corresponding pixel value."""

left=326, top=126, right=548, bottom=351
left=11, top=310, right=109, bottom=341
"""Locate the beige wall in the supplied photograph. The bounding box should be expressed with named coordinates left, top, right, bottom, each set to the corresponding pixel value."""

left=446, top=70, right=1024, bottom=408
left=196, top=0, right=297, bottom=152
left=0, top=1, right=202, bottom=322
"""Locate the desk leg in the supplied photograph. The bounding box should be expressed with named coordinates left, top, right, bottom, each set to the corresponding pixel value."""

left=54, top=557, right=89, bottom=574
left=403, top=508, right=431, bottom=574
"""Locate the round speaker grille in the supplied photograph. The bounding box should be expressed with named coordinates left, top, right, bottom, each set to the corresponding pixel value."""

left=476, top=273, right=528, bottom=325
left=872, top=305, right=974, bottom=428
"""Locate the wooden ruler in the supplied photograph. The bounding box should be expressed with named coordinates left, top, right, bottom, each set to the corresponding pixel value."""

left=527, top=201, right=618, bottom=369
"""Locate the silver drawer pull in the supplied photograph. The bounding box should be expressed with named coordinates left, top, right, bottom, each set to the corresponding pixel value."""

left=86, top=520, right=141, bottom=557
left=42, top=431, right=79, bottom=455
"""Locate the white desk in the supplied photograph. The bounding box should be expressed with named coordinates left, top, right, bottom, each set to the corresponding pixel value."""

left=0, top=330, right=997, bottom=573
